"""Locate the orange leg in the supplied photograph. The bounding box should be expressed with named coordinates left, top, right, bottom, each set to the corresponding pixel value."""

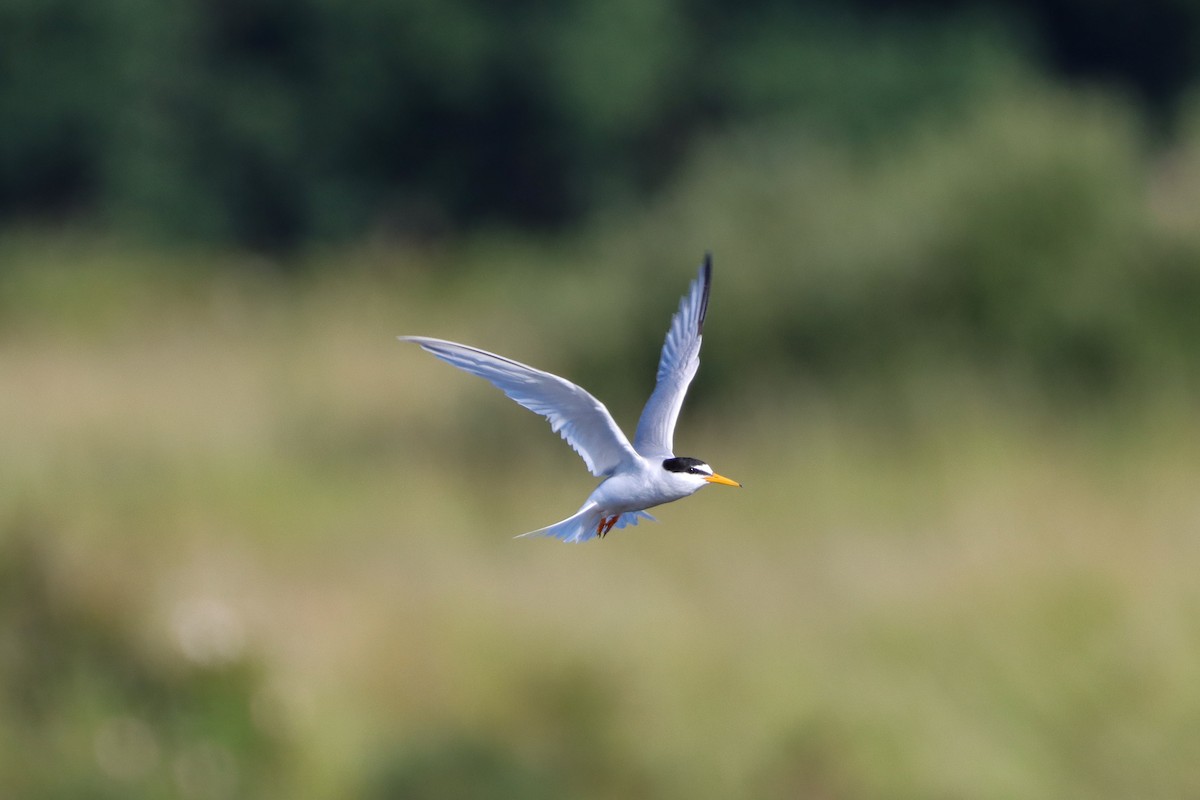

left=597, top=515, right=619, bottom=538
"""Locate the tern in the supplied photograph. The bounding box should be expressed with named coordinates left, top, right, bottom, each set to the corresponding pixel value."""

left=399, top=253, right=740, bottom=542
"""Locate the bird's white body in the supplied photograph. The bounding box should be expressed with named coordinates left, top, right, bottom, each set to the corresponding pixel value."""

left=400, top=254, right=739, bottom=543
left=590, top=460, right=708, bottom=514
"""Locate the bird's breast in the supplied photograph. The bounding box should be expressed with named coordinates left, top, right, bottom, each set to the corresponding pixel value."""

left=589, top=465, right=693, bottom=513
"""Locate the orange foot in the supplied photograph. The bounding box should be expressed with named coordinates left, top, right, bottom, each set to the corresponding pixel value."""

left=597, top=515, right=619, bottom=538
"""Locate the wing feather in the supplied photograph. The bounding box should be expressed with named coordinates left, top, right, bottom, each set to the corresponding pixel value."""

left=399, top=336, right=637, bottom=477
left=632, top=254, right=712, bottom=457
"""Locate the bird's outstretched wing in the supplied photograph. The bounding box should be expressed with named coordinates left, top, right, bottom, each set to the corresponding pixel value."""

left=399, top=337, right=638, bottom=477
left=632, top=254, right=712, bottom=457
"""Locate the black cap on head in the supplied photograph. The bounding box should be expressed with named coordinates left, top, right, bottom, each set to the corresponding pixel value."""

left=662, top=457, right=710, bottom=475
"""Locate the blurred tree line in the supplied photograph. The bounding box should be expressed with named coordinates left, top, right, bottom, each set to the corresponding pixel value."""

left=2, top=0, right=1198, bottom=251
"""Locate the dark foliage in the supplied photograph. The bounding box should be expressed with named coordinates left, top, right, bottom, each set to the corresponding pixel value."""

left=2, top=0, right=1197, bottom=249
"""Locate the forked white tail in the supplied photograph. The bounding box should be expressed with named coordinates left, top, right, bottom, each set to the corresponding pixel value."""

left=517, top=503, right=657, bottom=543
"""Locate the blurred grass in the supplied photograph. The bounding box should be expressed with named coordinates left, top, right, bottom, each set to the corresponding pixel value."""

left=4, top=82, right=1200, bottom=798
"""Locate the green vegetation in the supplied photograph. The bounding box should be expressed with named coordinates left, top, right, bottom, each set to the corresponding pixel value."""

left=4, top=84, right=1200, bottom=789
left=4, top=1, right=1200, bottom=797
left=4, top=262, right=1200, bottom=796
left=3, top=0, right=1197, bottom=249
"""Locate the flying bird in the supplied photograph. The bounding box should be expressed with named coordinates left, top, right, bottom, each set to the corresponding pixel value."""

left=399, top=253, right=740, bottom=542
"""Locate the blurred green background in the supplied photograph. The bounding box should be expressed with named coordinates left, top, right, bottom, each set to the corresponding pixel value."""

left=4, top=1, right=1200, bottom=798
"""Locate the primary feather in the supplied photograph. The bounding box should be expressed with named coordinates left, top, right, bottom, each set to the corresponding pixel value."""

left=397, top=337, right=637, bottom=477
left=633, top=253, right=711, bottom=457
